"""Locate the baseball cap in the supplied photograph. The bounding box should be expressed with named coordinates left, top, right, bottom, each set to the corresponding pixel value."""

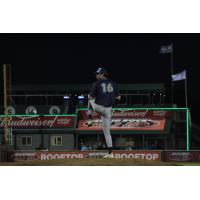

left=94, top=67, right=108, bottom=75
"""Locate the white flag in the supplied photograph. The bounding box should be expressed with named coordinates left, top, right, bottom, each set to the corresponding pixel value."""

left=160, top=44, right=173, bottom=53
left=172, top=70, right=186, bottom=82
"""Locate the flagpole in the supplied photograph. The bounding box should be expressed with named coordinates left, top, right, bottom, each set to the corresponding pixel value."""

left=170, top=42, right=174, bottom=105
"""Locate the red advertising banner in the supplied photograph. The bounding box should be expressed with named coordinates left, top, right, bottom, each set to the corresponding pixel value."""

left=13, top=151, right=161, bottom=161
left=0, top=116, right=75, bottom=129
left=78, top=110, right=169, bottom=131
left=164, top=151, right=200, bottom=162
left=78, top=119, right=166, bottom=131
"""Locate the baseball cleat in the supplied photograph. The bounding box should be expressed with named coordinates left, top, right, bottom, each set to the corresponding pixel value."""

left=103, top=153, right=114, bottom=158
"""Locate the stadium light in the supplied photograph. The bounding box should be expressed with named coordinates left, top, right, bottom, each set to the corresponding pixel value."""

left=64, top=95, right=70, bottom=99
left=78, top=95, right=85, bottom=100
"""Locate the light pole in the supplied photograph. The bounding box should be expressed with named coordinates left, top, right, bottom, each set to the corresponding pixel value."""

left=3, top=64, right=9, bottom=145
left=3, top=64, right=13, bottom=146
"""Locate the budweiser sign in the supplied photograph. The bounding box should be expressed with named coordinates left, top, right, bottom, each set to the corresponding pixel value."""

left=78, top=109, right=171, bottom=120
left=0, top=116, right=75, bottom=129
left=111, top=110, right=148, bottom=118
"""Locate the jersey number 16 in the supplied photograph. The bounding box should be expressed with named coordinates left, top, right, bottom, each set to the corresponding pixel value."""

left=101, top=83, right=114, bottom=93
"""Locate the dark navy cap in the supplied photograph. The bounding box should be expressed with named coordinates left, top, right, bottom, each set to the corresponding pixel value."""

left=95, top=67, right=108, bottom=75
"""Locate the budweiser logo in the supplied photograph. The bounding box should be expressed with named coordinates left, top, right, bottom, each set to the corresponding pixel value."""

left=0, top=117, right=56, bottom=128
left=111, top=110, right=148, bottom=118
left=84, top=110, right=149, bottom=118
left=82, top=110, right=169, bottom=120
left=0, top=116, right=73, bottom=128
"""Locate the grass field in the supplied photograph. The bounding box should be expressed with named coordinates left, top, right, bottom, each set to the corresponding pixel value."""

left=0, top=158, right=192, bottom=166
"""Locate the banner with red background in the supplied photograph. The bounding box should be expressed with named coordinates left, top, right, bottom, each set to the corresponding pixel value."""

left=13, top=150, right=161, bottom=161
left=0, top=116, right=75, bottom=129
left=164, top=151, right=200, bottom=162
left=78, top=109, right=171, bottom=131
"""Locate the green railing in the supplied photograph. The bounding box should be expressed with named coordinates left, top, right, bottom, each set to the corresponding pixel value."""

left=0, top=107, right=190, bottom=151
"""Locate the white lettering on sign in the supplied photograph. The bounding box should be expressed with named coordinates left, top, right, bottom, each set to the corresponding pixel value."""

left=0, top=116, right=72, bottom=128
left=114, top=153, right=159, bottom=160
left=14, top=151, right=160, bottom=161
left=111, top=110, right=149, bottom=118
left=40, top=153, right=84, bottom=160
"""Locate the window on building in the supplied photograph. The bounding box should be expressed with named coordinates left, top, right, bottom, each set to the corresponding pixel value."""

left=51, top=136, right=63, bottom=146
left=21, top=136, right=32, bottom=146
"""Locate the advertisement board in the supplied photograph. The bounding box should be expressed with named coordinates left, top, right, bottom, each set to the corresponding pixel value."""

left=0, top=116, right=75, bottom=129
left=164, top=151, right=200, bottom=162
left=13, top=151, right=161, bottom=161
left=78, top=119, right=166, bottom=131
left=78, top=109, right=170, bottom=131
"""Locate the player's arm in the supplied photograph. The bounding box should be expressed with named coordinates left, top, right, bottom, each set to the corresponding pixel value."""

left=88, top=82, right=97, bottom=100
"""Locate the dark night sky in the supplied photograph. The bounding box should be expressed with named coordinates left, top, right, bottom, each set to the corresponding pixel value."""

left=0, top=33, right=200, bottom=124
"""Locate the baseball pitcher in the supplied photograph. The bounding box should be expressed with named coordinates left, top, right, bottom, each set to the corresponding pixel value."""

left=87, top=67, right=121, bottom=158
